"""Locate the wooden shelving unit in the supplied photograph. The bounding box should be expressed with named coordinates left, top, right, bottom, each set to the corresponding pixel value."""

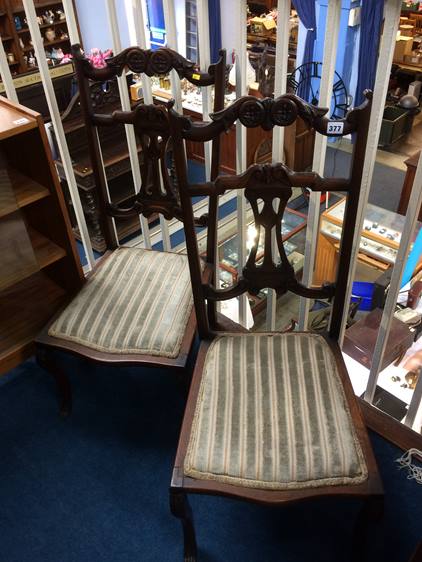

left=0, top=0, right=77, bottom=77
left=0, top=168, right=50, bottom=217
left=0, top=96, right=84, bottom=375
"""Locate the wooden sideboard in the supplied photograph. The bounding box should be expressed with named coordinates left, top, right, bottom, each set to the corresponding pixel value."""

left=184, top=106, right=315, bottom=175
left=398, top=150, right=422, bottom=222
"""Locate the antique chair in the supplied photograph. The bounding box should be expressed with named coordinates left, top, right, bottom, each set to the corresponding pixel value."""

left=35, top=45, right=226, bottom=415
left=168, top=91, right=384, bottom=560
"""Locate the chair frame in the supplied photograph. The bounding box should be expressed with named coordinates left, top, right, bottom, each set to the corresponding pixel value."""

left=35, top=45, right=227, bottom=415
left=169, top=91, right=384, bottom=561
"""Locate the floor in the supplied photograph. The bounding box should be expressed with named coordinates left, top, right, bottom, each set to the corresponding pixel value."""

left=1, top=356, right=421, bottom=562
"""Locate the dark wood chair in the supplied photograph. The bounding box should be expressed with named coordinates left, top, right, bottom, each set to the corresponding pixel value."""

left=168, top=91, right=384, bottom=561
left=35, top=45, right=226, bottom=415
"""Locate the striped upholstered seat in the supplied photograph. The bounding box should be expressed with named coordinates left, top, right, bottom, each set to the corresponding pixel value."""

left=184, top=333, right=368, bottom=490
left=48, top=247, right=194, bottom=358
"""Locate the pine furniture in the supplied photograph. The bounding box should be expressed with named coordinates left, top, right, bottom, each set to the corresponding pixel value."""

left=0, top=95, right=83, bottom=375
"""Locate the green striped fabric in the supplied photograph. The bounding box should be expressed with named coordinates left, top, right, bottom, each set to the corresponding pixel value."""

left=184, top=333, right=368, bottom=490
left=49, top=247, right=194, bottom=358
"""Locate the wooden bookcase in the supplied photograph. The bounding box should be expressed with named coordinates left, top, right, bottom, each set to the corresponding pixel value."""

left=0, top=0, right=78, bottom=77
left=0, top=96, right=83, bottom=375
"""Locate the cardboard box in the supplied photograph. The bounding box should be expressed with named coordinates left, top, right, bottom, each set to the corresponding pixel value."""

left=130, top=82, right=143, bottom=101
left=394, top=36, right=414, bottom=61
left=249, top=16, right=276, bottom=35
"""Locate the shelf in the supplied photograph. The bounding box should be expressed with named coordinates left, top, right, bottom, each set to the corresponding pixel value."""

left=18, top=19, right=68, bottom=33
left=29, top=228, right=66, bottom=269
left=23, top=37, right=69, bottom=52
left=8, top=61, right=19, bottom=66
left=0, top=168, right=50, bottom=218
left=13, top=1, right=63, bottom=13
left=1, top=35, right=13, bottom=41
left=0, top=271, right=67, bottom=374
left=44, top=38, right=69, bottom=46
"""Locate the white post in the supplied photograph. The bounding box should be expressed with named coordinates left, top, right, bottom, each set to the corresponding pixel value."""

left=235, top=0, right=248, bottom=327
left=21, top=0, right=96, bottom=270
left=266, top=0, right=291, bottom=330
left=105, top=0, right=152, bottom=249
left=162, top=0, right=183, bottom=112
left=338, top=0, right=402, bottom=345
left=126, top=0, right=169, bottom=250
left=61, top=0, right=80, bottom=45
left=197, top=0, right=212, bottom=181
left=0, top=33, right=18, bottom=103
left=364, top=153, right=422, bottom=402
left=125, top=0, right=153, bottom=104
left=298, top=0, right=342, bottom=330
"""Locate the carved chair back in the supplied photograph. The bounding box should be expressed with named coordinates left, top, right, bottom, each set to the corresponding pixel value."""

left=71, top=44, right=227, bottom=251
left=170, top=91, right=373, bottom=341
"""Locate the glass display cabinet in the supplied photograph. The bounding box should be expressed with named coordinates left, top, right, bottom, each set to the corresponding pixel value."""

left=315, top=197, right=422, bottom=284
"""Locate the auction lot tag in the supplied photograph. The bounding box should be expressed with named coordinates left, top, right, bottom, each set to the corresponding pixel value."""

left=327, top=122, right=344, bottom=135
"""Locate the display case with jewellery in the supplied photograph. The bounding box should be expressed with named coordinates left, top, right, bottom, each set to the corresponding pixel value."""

left=314, top=197, right=422, bottom=285
left=212, top=206, right=307, bottom=315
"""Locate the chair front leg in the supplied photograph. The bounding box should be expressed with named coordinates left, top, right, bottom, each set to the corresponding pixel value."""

left=170, top=488, right=198, bottom=562
left=36, top=346, right=72, bottom=417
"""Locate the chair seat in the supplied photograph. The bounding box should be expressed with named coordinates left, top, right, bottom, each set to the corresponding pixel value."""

left=48, top=247, right=195, bottom=358
left=184, top=333, right=368, bottom=491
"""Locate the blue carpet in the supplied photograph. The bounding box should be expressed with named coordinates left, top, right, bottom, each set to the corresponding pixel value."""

left=0, top=356, right=421, bottom=562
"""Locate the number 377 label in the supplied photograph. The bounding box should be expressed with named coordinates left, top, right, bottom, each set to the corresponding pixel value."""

left=327, top=122, right=344, bottom=135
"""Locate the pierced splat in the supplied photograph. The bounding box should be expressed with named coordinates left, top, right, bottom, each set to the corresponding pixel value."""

left=244, top=184, right=294, bottom=295
left=133, top=106, right=178, bottom=220
left=96, top=103, right=184, bottom=221
left=202, top=163, right=336, bottom=302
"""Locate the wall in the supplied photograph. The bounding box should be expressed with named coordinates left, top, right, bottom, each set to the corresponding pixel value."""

left=75, top=0, right=131, bottom=53
left=220, top=0, right=240, bottom=60
left=75, top=0, right=186, bottom=55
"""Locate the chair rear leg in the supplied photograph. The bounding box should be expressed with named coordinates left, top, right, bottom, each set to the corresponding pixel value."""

left=36, top=346, right=72, bottom=416
left=170, top=488, right=197, bottom=562
left=352, top=496, right=384, bottom=562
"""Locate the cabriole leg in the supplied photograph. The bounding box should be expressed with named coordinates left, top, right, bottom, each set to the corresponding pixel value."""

left=170, top=488, right=197, bottom=562
left=36, top=346, right=72, bottom=416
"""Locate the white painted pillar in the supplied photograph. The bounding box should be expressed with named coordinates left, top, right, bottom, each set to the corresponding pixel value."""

left=298, top=0, right=342, bottom=331
left=22, top=0, right=96, bottom=269
left=105, top=0, right=152, bottom=249
left=266, top=0, right=292, bottom=330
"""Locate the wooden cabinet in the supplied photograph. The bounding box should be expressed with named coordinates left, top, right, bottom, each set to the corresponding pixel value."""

left=0, top=96, right=83, bottom=374
left=0, top=0, right=78, bottom=77
left=184, top=107, right=315, bottom=175
left=398, top=150, right=422, bottom=221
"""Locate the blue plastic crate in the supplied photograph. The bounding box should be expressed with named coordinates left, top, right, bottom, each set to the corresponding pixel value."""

left=351, top=281, right=375, bottom=311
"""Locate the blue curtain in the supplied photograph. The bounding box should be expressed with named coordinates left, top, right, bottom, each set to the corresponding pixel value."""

left=293, top=0, right=317, bottom=101
left=208, top=0, right=222, bottom=63
left=355, top=0, right=384, bottom=106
